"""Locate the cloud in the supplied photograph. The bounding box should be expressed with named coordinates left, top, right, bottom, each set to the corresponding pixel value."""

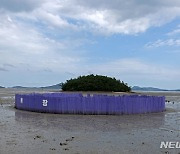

left=1, top=0, right=180, bottom=35
left=145, top=39, right=180, bottom=48
left=0, top=63, right=15, bottom=72
left=58, top=58, right=180, bottom=83
left=33, top=9, right=77, bottom=29
left=91, top=59, right=180, bottom=80
left=0, top=14, right=87, bottom=74
left=167, top=25, right=180, bottom=35
left=0, top=67, right=8, bottom=72
left=0, top=0, right=45, bottom=12
left=48, top=0, right=180, bottom=35
left=3, top=63, right=15, bottom=68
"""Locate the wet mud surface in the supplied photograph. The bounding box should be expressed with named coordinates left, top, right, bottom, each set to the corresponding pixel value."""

left=0, top=89, right=179, bottom=154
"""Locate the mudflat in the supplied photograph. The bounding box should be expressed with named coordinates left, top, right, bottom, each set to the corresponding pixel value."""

left=0, top=89, right=179, bottom=154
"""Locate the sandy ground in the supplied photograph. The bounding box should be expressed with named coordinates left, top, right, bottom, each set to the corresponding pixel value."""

left=0, top=89, right=179, bottom=154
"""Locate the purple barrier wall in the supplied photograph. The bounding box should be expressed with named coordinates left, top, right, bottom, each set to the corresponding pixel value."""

left=15, top=93, right=165, bottom=115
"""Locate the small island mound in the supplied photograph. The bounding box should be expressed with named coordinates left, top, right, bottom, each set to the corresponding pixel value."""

left=61, top=74, right=131, bottom=92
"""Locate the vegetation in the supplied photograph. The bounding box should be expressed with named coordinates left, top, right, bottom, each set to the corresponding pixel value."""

left=61, top=74, right=131, bottom=92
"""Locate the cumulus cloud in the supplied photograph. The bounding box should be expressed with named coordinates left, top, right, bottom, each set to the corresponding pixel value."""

left=43, top=0, right=179, bottom=35
left=1, top=0, right=180, bottom=34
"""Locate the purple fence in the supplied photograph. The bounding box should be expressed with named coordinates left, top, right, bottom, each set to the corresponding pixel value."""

left=15, top=93, right=165, bottom=115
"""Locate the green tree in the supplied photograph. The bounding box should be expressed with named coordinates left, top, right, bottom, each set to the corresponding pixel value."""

left=62, top=74, right=131, bottom=92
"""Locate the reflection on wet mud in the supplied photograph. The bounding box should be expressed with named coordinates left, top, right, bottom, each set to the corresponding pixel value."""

left=15, top=109, right=166, bottom=131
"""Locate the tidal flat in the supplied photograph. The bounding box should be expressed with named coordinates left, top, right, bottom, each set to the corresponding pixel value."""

left=0, top=89, right=179, bottom=154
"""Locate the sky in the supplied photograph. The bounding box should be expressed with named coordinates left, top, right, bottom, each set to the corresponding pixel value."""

left=0, top=0, right=180, bottom=89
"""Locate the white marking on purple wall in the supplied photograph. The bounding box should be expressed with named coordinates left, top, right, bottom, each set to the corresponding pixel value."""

left=42, top=100, right=48, bottom=107
left=20, top=98, right=23, bottom=103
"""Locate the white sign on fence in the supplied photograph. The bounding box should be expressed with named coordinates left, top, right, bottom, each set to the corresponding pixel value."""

left=42, top=100, right=48, bottom=107
left=20, top=98, right=23, bottom=103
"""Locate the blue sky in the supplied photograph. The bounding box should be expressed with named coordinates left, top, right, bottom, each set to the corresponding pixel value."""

left=0, top=0, right=180, bottom=89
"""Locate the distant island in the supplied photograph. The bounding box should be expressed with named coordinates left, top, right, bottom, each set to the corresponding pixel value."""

left=132, top=86, right=180, bottom=91
left=11, top=83, right=61, bottom=90
left=40, top=84, right=61, bottom=89
left=0, top=86, right=5, bottom=88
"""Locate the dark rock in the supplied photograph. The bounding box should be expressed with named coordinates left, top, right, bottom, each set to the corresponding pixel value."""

left=60, top=142, right=67, bottom=146
left=36, top=135, right=41, bottom=138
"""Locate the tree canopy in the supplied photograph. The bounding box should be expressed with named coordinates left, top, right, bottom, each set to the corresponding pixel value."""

left=61, top=74, right=131, bottom=92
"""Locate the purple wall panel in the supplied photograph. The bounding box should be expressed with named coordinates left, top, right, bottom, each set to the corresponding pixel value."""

left=15, top=93, right=165, bottom=115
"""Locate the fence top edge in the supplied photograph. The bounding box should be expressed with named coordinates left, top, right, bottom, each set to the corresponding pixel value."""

left=15, top=93, right=165, bottom=99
